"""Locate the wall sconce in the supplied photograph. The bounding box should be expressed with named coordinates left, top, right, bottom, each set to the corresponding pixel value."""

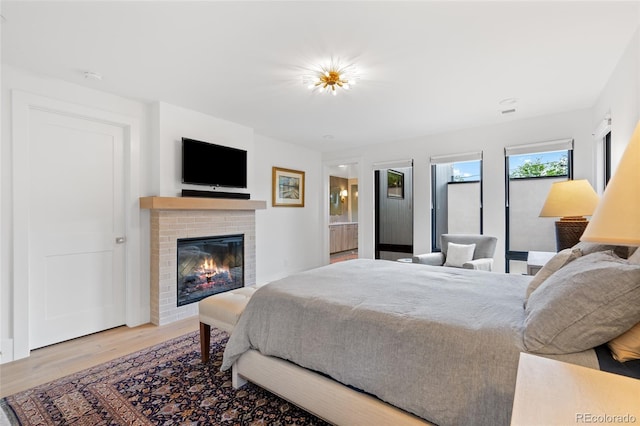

left=340, top=189, right=348, bottom=203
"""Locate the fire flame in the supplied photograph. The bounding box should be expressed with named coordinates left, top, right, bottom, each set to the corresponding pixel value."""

left=201, top=258, right=229, bottom=274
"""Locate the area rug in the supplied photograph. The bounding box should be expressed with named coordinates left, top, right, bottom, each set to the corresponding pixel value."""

left=0, top=329, right=328, bottom=425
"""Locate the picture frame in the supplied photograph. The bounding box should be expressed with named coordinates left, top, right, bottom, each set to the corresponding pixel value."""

left=272, top=167, right=305, bottom=207
left=387, top=169, right=404, bottom=199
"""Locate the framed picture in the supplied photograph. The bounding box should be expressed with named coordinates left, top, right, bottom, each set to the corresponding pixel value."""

left=272, top=167, right=305, bottom=207
left=387, top=169, right=404, bottom=199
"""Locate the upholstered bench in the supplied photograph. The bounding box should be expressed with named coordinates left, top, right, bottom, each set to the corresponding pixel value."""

left=199, top=285, right=257, bottom=362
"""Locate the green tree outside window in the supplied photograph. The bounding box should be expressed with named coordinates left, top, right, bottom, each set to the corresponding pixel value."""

left=510, top=155, right=567, bottom=178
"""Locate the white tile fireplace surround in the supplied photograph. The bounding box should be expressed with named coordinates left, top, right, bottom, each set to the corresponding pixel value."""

left=140, top=197, right=267, bottom=325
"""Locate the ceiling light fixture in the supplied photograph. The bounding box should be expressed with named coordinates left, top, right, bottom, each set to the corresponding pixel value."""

left=302, top=58, right=359, bottom=96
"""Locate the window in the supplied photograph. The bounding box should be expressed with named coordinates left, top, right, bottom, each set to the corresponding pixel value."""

left=604, top=131, right=612, bottom=189
left=452, top=160, right=481, bottom=182
left=508, top=152, right=568, bottom=178
left=431, top=152, right=483, bottom=251
left=505, top=139, right=574, bottom=273
left=594, top=117, right=612, bottom=192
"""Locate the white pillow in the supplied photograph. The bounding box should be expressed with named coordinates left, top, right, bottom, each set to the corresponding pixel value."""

left=444, top=242, right=476, bottom=268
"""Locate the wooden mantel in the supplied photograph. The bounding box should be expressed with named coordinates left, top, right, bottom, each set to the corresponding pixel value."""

left=139, top=196, right=267, bottom=211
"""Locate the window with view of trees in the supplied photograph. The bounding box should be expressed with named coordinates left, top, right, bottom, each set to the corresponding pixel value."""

left=505, top=140, right=573, bottom=273
left=509, top=153, right=568, bottom=178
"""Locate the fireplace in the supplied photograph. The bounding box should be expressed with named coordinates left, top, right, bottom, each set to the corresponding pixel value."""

left=176, top=234, right=244, bottom=306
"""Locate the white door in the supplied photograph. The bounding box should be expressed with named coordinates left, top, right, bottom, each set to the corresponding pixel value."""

left=28, top=109, right=126, bottom=349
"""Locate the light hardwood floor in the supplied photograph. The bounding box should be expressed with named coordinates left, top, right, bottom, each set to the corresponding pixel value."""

left=0, top=316, right=200, bottom=398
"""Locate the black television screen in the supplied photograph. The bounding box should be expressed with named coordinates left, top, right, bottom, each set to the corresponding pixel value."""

left=182, top=138, right=247, bottom=188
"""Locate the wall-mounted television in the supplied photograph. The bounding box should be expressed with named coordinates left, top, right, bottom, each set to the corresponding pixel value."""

left=182, top=138, right=247, bottom=188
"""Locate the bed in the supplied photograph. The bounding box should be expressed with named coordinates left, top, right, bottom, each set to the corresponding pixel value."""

left=221, top=256, right=640, bottom=425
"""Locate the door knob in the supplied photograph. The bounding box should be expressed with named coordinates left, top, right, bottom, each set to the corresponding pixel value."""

left=116, top=237, right=127, bottom=244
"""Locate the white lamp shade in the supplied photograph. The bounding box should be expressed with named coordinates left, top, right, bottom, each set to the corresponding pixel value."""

left=581, top=120, right=640, bottom=245
left=539, top=179, right=599, bottom=218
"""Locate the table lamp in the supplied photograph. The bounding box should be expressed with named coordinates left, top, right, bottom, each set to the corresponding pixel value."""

left=539, top=179, right=599, bottom=251
left=581, top=120, right=640, bottom=263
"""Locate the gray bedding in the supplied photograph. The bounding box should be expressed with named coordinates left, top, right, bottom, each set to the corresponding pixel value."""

left=222, top=259, right=598, bottom=425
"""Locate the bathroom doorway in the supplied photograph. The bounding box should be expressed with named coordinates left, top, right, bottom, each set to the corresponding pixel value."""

left=328, top=163, right=359, bottom=264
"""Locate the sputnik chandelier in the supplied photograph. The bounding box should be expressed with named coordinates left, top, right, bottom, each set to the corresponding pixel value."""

left=302, top=58, right=359, bottom=96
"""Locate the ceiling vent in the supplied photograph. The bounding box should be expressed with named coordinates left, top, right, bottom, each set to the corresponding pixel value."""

left=499, top=98, right=518, bottom=115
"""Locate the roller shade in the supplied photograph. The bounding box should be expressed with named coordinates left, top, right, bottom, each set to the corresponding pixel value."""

left=430, top=151, right=482, bottom=164
left=592, top=117, right=611, bottom=140
left=372, top=159, right=413, bottom=170
left=505, top=139, right=573, bottom=156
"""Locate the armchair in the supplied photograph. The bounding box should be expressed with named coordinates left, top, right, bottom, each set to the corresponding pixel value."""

left=412, top=234, right=498, bottom=271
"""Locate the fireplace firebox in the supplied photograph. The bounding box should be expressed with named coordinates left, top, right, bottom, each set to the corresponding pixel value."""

left=176, top=234, right=244, bottom=306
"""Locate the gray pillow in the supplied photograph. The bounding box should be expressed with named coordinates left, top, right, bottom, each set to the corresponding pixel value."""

left=524, top=251, right=640, bottom=354
left=525, top=248, right=581, bottom=302
left=572, top=241, right=634, bottom=259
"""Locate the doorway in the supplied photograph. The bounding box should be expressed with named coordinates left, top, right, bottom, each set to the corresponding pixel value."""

left=328, top=163, right=359, bottom=264
left=374, top=162, right=414, bottom=261
left=27, top=109, right=127, bottom=349
left=11, top=91, right=141, bottom=361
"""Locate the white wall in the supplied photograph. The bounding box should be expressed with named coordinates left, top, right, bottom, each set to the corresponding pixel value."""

left=150, top=103, right=324, bottom=283
left=0, top=2, right=4, bottom=362
left=153, top=102, right=254, bottom=197
left=253, top=134, right=324, bottom=283
left=592, top=28, right=640, bottom=173
left=322, top=108, right=594, bottom=272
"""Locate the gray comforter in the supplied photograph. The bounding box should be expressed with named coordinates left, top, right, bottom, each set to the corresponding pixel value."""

left=222, top=259, right=598, bottom=425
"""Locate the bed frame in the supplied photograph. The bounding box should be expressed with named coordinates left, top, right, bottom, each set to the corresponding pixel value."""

left=232, top=349, right=431, bottom=426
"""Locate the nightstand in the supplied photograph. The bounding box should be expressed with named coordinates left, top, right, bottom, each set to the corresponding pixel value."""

left=511, top=353, right=640, bottom=425
left=526, top=251, right=555, bottom=275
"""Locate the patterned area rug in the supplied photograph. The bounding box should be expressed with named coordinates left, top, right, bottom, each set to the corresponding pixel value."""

left=1, top=329, right=328, bottom=425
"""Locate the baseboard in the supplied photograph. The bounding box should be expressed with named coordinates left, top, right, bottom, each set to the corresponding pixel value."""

left=0, top=339, right=14, bottom=364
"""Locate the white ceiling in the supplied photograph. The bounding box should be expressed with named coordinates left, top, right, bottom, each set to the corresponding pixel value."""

left=2, top=1, right=639, bottom=152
